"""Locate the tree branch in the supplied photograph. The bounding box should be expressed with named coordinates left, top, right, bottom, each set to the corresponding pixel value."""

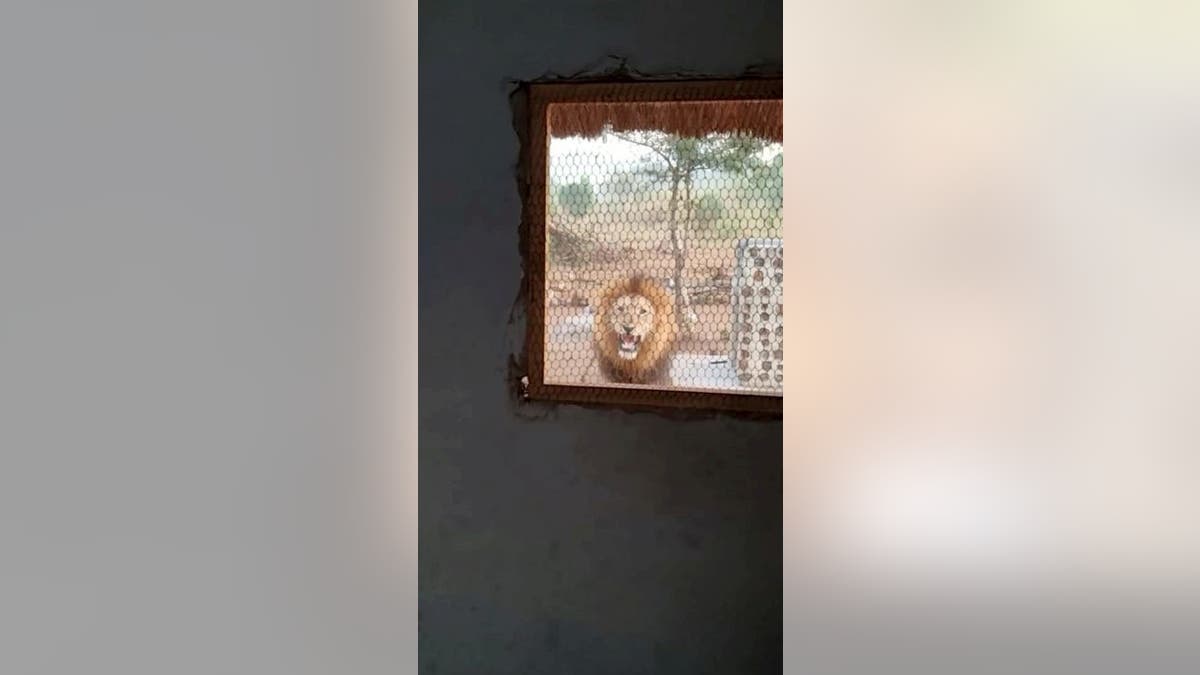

left=609, top=131, right=675, bottom=169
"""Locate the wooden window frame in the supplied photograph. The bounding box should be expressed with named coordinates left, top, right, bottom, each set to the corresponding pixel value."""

left=519, top=77, right=783, bottom=416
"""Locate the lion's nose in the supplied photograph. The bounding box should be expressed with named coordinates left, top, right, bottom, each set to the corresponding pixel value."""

left=621, top=325, right=633, bottom=333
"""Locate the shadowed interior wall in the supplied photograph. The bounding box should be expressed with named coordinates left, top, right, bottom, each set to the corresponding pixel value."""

left=419, top=1, right=783, bottom=673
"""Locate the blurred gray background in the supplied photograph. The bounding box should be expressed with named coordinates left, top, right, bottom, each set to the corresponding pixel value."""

left=1, top=1, right=405, bottom=673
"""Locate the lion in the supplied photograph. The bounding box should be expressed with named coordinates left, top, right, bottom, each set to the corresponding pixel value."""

left=592, top=275, right=679, bottom=385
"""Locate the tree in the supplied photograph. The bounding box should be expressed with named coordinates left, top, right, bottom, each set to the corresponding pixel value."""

left=603, top=169, right=644, bottom=199
left=556, top=179, right=595, bottom=219
left=693, top=193, right=726, bottom=231
left=612, top=130, right=767, bottom=335
left=752, top=152, right=783, bottom=220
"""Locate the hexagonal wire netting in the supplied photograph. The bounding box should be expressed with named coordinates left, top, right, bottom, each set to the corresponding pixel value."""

left=543, top=122, right=783, bottom=395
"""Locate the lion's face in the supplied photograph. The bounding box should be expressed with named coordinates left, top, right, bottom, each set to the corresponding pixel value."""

left=593, top=276, right=678, bottom=384
left=608, top=293, right=657, bottom=360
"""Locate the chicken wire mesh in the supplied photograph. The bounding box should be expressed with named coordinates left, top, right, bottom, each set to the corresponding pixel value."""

left=541, top=124, right=783, bottom=396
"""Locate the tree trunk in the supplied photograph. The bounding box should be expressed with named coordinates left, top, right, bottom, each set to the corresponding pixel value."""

left=667, top=170, right=694, bottom=337
left=681, top=173, right=695, bottom=331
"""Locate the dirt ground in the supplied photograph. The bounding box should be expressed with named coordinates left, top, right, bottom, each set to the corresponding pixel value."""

left=543, top=243, right=736, bottom=386
left=542, top=176, right=782, bottom=387
left=543, top=303, right=733, bottom=385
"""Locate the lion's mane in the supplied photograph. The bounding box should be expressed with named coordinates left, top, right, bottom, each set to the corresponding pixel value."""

left=592, top=275, right=679, bottom=385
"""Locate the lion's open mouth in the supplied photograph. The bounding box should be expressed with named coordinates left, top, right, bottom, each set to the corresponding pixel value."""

left=617, top=334, right=642, bottom=359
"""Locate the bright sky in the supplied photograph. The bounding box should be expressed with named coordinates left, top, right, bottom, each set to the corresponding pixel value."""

left=549, top=132, right=783, bottom=185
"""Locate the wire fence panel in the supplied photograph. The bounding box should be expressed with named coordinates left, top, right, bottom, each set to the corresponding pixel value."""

left=541, top=123, right=783, bottom=397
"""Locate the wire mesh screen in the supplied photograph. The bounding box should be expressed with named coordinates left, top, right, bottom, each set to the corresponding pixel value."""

left=541, top=100, right=783, bottom=397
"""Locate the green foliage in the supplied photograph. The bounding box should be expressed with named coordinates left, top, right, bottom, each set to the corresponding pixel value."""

left=705, top=133, right=770, bottom=172
left=604, top=169, right=643, bottom=198
left=693, top=193, right=726, bottom=229
left=618, top=131, right=768, bottom=176
left=740, top=152, right=782, bottom=217
left=767, top=157, right=784, bottom=210
left=556, top=179, right=595, bottom=218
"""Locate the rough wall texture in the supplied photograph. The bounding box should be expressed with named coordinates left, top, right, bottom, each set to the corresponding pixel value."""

left=419, top=1, right=783, bottom=673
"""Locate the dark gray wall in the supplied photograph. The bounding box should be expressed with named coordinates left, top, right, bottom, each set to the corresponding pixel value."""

left=419, top=2, right=782, bottom=673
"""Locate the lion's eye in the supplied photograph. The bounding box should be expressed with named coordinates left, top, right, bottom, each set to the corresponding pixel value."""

left=639, top=309, right=646, bottom=315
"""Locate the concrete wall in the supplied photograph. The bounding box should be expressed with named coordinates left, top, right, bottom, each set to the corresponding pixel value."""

left=419, top=1, right=782, bottom=673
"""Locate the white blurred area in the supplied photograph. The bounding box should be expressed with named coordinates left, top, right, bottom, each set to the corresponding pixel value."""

left=784, top=1, right=1200, bottom=602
